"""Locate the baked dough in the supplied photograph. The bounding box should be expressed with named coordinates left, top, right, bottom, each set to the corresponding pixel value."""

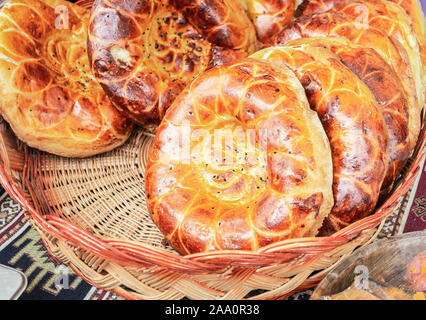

left=388, top=0, right=426, bottom=105
left=268, top=11, right=421, bottom=152
left=299, top=0, right=425, bottom=110
left=0, top=0, right=133, bottom=157
left=239, top=0, right=297, bottom=42
left=87, top=0, right=258, bottom=129
left=252, top=43, right=389, bottom=234
left=388, top=0, right=426, bottom=55
left=278, top=37, right=410, bottom=196
left=390, top=0, right=426, bottom=43
left=146, top=59, right=333, bottom=254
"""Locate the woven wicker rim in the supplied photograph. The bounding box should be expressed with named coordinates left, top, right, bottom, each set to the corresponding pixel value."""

left=0, top=108, right=424, bottom=273
left=0, top=0, right=424, bottom=299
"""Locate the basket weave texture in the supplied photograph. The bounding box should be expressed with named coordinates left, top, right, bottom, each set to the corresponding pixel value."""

left=0, top=113, right=424, bottom=299
left=0, top=0, right=425, bottom=300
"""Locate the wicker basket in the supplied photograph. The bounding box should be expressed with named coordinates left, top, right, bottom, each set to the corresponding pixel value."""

left=0, top=0, right=425, bottom=300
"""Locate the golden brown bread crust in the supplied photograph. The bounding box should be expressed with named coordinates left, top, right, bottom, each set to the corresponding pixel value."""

left=268, top=11, right=421, bottom=153
left=388, top=0, right=426, bottom=49
left=389, top=0, right=426, bottom=41
left=388, top=0, right=426, bottom=105
left=299, top=0, right=424, bottom=112
left=87, top=0, right=258, bottom=129
left=146, top=58, right=334, bottom=254
left=252, top=44, right=389, bottom=234
left=240, top=0, right=297, bottom=42
left=0, top=0, right=133, bottom=158
left=278, top=37, right=410, bottom=197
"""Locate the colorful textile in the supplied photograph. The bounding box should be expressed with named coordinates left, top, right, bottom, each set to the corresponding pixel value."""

left=0, top=157, right=424, bottom=300
left=0, top=0, right=424, bottom=301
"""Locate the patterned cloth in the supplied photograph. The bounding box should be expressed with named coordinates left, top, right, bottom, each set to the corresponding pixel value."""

left=0, top=191, right=121, bottom=300
left=0, top=156, right=424, bottom=300
left=0, top=0, right=424, bottom=301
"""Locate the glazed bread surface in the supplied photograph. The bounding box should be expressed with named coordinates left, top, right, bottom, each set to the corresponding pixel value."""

left=0, top=0, right=133, bottom=157
left=88, top=0, right=258, bottom=129
left=387, top=0, right=426, bottom=105
left=146, top=58, right=334, bottom=254
left=278, top=37, right=410, bottom=197
left=388, top=0, right=426, bottom=49
left=268, top=11, right=421, bottom=152
left=299, top=0, right=425, bottom=110
left=252, top=44, right=389, bottom=234
left=240, top=0, right=297, bottom=42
